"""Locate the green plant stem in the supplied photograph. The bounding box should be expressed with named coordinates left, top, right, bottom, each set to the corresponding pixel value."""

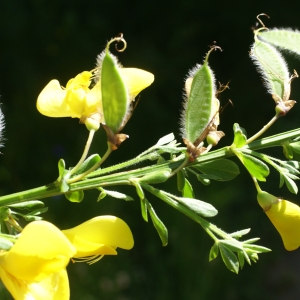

left=70, top=129, right=95, bottom=175
left=171, top=155, right=190, bottom=176
left=1, top=128, right=300, bottom=206
left=86, top=151, right=161, bottom=178
left=67, top=147, right=112, bottom=183
left=252, top=176, right=262, bottom=193
left=246, top=115, right=279, bottom=144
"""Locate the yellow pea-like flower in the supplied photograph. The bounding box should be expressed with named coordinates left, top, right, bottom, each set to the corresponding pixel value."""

left=37, top=64, right=154, bottom=133
left=0, top=216, right=134, bottom=299
left=257, top=191, right=300, bottom=251
left=0, top=221, right=76, bottom=300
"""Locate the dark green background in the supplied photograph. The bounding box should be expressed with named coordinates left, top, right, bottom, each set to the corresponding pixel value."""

left=1, top=1, right=300, bottom=299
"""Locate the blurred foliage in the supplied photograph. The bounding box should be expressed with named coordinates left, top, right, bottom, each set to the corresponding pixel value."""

left=1, top=0, right=300, bottom=299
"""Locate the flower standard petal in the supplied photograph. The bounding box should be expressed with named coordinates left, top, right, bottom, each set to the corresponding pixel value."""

left=0, top=221, right=76, bottom=281
left=62, top=216, right=134, bottom=258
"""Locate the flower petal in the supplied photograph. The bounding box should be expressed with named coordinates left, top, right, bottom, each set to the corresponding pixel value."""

left=0, top=267, right=69, bottom=300
left=37, top=80, right=72, bottom=117
left=120, top=68, right=154, bottom=98
left=0, top=221, right=76, bottom=281
left=266, top=199, right=300, bottom=250
left=62, top=216, right=134, bottom=258
left=66, top=234, right=117, bottom=257
left=66, top=71, right=92, bottom=89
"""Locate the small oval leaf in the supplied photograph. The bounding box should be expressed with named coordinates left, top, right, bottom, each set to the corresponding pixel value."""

left=234, top=151, right=269, bottom=181
left=219, top=244, right=239, bottom=274
left=140, top=198, right=148, bottom=222
left=193, top=159, right=240, bottom=181
left=147, top=200, right=168, bottom=246
left=65, top=190, right=84, bottom=203
left=72, top=154, right=101, bottom=176
left=209, top=242, right=219, bottom=261
left=182, top=178, right=194, bottom=198
left=176, top=197, right=218, bottom=217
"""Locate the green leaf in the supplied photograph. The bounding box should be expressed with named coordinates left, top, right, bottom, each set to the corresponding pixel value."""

left=281, top=161, right=300, bottom=175
left=243, top=238, right=260, bottom=244
left=281, top=174, right=298, bottom=194
left=0, top=207, right=10, bottom=221
left=237, top=251, right=245, bottom=269
left=282, top=141, right=294, bottom=159
left=279, top=173, right=284, bottom=188
left=157, top=146, right=183, bottom=154
left=157, top=156, right=165, bottom=164
left=182, top=53, right=216, bottom=143
left=97, top=188, right=107, bottom=201
left=156, top=133, right=175, bottom=146
left=209, top=242, right=219, bottom=261
left=242, top=250, right=251, bottom=266
left=176, top=197, right=218, bottom=217
left=8, top=201, right=44, bottom=210
left=219, top=244, right=239, bottom=274
left=71, top=154, right=101, bottom=176
left=250, top=32, right=289, bottom=100
left=257, top=29, right=300, bottom=56
left=243, top=244, right=271, bottom=253
left=15, top=207, right=48, bottom=221
left=193, top=159, right=240, bottom=181
left=229, top=228, right=251, bottom=238
left=57, top=159, right=70, bottom=192
left=232, top=123, right=247, bottom=148
left=65, top=190, right=84, bottom=203
left=285, top=141, right=300, bottom=160
left=101, top=189, right=134, bottom=201
left=196, top=175, right=211, bottom=185
left=177, top=170, right=185, bottom=192
left=182, top=178, right=194, bottom=198
left=140, top=198, right=148, bottom=222
left=0, top=237, right=14, bottom=250
left=131, top=179, right=145, bottom=199
left=219, top=239, right=244, bottom=251
left=101, top=48, right=128, bottom=133
left=249, top=253, right=259, bottom=263
left=139, top=169, right=171, bottom=184
left=147, top=200, right=168, bottom=246
left=234, top=151, right=269, bottom=181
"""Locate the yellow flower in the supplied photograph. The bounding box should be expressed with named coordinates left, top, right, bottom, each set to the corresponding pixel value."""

left=62, top=215, right=134, bottom=263
left=0, top=221, right=76, bottom=300
left=257, top=191, right=300, bottom=251
left=0, top=216, right=134, bottom=299
left=37, top=67, right=154, bottom=132
left=37, top=71, right=102, bottom=130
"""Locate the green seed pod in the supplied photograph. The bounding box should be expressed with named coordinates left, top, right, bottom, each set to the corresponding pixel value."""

left=100, top=40, right=129, bottom=133
left=180, top=49, right=216, bottom=145
left=257, top=28, right=300, bottom=57
left=250, top=29, right=290, bottom=102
